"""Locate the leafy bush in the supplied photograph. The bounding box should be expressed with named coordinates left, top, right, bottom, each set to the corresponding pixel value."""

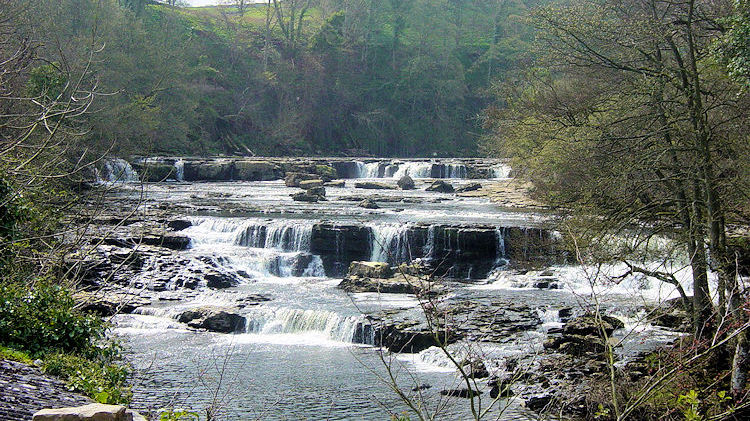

left=43, top=353, right=131, bottom=404
left=0, top=280, right=104, bottom=356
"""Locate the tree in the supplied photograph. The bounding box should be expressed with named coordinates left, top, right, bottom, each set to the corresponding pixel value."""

left=483, top=0, right=749, bottom=393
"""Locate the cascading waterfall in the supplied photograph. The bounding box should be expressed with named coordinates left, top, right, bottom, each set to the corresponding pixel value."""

left=245, top=307, right=374, bottom=344
left=491, top=164, right=512, bottom=179
left=392, top=162, right=434, bottom=179
left=369, top=224, right=412, bottom=264
left=354, top=161, right=468, bottom=179
left=174, top=159, right=185, bottom=182
left=443, top=164, right=467, bottom=179
left=101, top=159, right=139, bottom=183
left=354, top=161, right=382, bottom=178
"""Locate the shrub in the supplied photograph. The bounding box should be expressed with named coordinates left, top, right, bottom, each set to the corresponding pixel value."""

left=43, top=353, right=131, bottom=404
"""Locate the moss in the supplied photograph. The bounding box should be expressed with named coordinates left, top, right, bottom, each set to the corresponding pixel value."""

left=0, top=345, right=32, bottom=364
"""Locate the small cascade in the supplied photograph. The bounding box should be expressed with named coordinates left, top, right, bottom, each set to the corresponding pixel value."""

left=101, top=159, right=139, bottom=183
left=392, top=162, right=434, bottom=179
left=245, top=307, right=374, bottom=344
left=444, top=164, right=467, bottom=179
left=354, top=161, right=382, bottom=178
left=174, top=159, right=185, bottom=182
left=370, top=224, right=412, bottom=264
left=491, top=164, right=512, bottom=179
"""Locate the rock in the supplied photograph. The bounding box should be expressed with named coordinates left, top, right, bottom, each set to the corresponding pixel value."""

left=412, top=383, right=432, bottom=391
left=233, top=161, right=281, bottom=181
left=348, top=261, right=393, bottom=278
left=563, top=314, right=625, bottom=336
left=325, top=180, right=345, bottom=188
left=425, top=180, right=454, bottom=193
left=306, top=186, right=326, bottom=197
left=463, top=360, right=490, bottom=379
left=167, top=219, right=192, bottom=231
left=440, top=388, right=482, bottom=399
left=205, top=271, right=240, bottom=289
left=373, top=322, right=453, bottom=353
left=136, top=162, right=175, bottom=182
left=177, top=307, right=246, bottom=333
left=338, top=276, right=426, bottom=294
left=532, top=279, right=560, bottom=289
left=313, top=164, right=337, bottom=181
left=310, top=224, right=372, bottom=276
left=397, top=175, right=415, bottom=190
left=141, top=234, right=191, bottom=250
left=455, top=182, right=482, bottom=193
left=74, top=290, right=150, bottom=316
left=284, top=172, right=318, bottom=187
left=354, top=181, right=396, bottom=190
left=33, top=403, right=146, bottom=421
left=291, top=192, right=320, bottom=202
left=183, top=161, right=233, bottom=181
left=524, top=395, right=553, bottom=412
left=358, top=199, right=379, bottom=209
left=488, top=378, right=514, bottom=398
left=299, top=179, right=325, bottom=189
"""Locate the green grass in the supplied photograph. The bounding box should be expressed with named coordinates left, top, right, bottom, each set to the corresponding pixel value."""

left=0, top=345, right=33, bottom=364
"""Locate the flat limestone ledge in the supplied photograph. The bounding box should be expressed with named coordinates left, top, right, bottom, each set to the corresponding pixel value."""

left=457, top=179, right=549, bottom=210
left=33, top=403, right=146, bottom=421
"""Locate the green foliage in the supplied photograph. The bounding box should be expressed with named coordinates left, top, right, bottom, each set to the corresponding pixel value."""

left=677, top=390, right=703, bottom=421
left=0, top=280, right=104, bottom=355
left=159, top=410, right=200, bottom=421
left=42, top=353, right=131, bottom=404
left=0, top=345, right=33, bottom=364
left=26, top=64, right=66, bottom=101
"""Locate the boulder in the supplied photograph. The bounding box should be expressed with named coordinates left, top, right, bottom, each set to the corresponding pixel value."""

left=33, top=404, right=146, bottom=421
left=440, top=389, right=482, bottom=399
left=354, top=181, right=396, bottom=190
left=338, top=276, right=418, bottom=294
left=167, top=219, right=192, bottom=231
left=348, top=261, right=393, bottom=278
left=314, top=164, right=338, bottom=181
left=177, top=307, right=246, bottom=333
left=306, top=186, right=326, bottom=197
left=562, top=314, right=624, bottom=336
left=141, top=234, right=191, bottom=250
left=205, top=271, right=240, bottom=289
left=425, top=180, right=454, bottom=193
left=299, top=179, right=325, bottom=189
left=285, top=172, right=318, bottom=188
left=455, top=182, right=482, bottom=193
left=183, top=161, right=232, bottom=181
left=397, top=175, right=415, bottom=190
left=358, top=199, right=379, bottom=209
left=291, top=192, right=320, bottom=202
left=137, top=162, right=174, bottom=182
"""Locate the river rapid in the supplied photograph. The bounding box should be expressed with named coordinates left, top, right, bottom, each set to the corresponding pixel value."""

left=97, top=158, right=687, bottom=420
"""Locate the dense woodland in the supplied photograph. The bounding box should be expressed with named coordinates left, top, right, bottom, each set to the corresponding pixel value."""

left=12, top=0, right=550, bottom=157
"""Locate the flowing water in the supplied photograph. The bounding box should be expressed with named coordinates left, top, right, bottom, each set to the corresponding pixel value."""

left=105, top=162, right=688, bottom=420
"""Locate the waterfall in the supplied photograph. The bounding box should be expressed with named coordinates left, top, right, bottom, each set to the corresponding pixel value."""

left=174, top=159, right=185, bottom=182
left=354, top=161, right=381, bottom=178
left=245, top=307, right=374, bottom=344
left=101, top=159, right=139, bottom=183
left=444, top=164, right=467, bottom=179
left=187, top=218, right=314, bottom=252
left=369, top=224, right=411, bottom=264
left=491, top=164, right=512, bottom=179
left=392, top=162, right=434, bottom=179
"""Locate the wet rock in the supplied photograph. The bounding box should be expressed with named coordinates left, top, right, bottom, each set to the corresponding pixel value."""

left=285, top=172, right=318, bottom=187
left=167, top=219, right=192, bottom=231
left=358, top=199, right=379, bottom=209
left=205, top=271, right=240, bottom=289
left=524, top=395, right=553, bottom=412
left=141, top=234, right=191, bottom=250
left=440, top=388, right=482, bottom=399
left=373, top=322, right=452, bottom=353
left=136, top=162, right=174, bottom=182
left=306, top=186, right=326, bottom=197
left=488, top=378, right=514, bottom=398
left=532, top=279, right=560, bottom=289
left=397, top=175, right=415, bottom=190
left=311, top=224, right=371, bottom=276
left=412, top=383, right=432, bottom=391
left=649, top=296, right=691, bottom=331
left=545, top=334, right=607, bottom=355
left=339, top=195, right=403, bottom=203
left=74, top=289, right=150, bottom=316
left=299, top=179, right=325, bottom=189
left=463, top=360, right=490, bottom=379
left=563, top=314, right=624, bottom=337
left=349, top=261, right=393, bottom=278
left=425, top=180, right=454, bottom=193
left=354, top=181, right=396, bottom=190
left=177, top=307, right=246, bottom=333
left=183, top=161, right=233, bottom=181
left=313, top=164, right=338, bottom=181
left=455, top=182, right=482, bottom=193
left=291, top=191, right=321, bottom=202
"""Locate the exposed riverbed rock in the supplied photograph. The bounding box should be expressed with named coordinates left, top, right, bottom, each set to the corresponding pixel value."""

left=397, top=175, right=415, bottom=190
left=299, top=179, right=325, bottom=189
left=562, top=314, right=624, bottom=336
left=358, top=199, right=379, bottom=209
left=285, top=172, right=318, bottom=187
left=354, top=181, right=396, bottom=190
left=33, top=403, right=146, bottom=421
left=325, top=180, right=345, bottom=188
left=233, top=161, right=281, bottom=181
left=74, top=288, right=151, bottom=316
left=455, top=182, right=482, bottom=193
left=177, top=307, right=246, bottom=333
left=349, top=261, right=393, bottom=278
left=338, top=274, right=431, bottom=294
left=291, top=191, right=322, bottom=202
left=425, top=180, right=454, bottom=193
